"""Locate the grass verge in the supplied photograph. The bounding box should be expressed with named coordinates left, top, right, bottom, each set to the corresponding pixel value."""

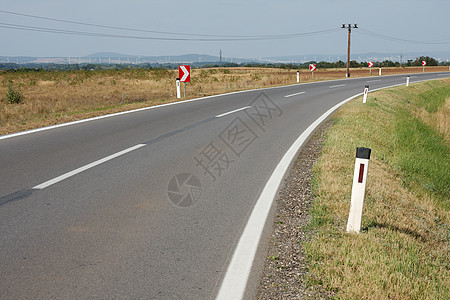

left=305, top=78, right=449, bottom=299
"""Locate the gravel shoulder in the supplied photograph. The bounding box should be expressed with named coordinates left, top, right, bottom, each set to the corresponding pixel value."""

left=257, top=120, right=334, bottom=299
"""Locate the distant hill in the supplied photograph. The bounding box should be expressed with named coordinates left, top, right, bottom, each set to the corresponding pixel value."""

left=84, top=52, right=133, bottom=58
left=83, top=53, right=225, bottom=63
left=1, top=51, right=449, bottom=65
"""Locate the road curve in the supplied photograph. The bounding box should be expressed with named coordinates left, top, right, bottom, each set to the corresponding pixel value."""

left=1, top=72, right=448, bottom=299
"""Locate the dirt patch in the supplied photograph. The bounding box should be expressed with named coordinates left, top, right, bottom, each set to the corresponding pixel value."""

left=257, top=120, right=334, bottom=299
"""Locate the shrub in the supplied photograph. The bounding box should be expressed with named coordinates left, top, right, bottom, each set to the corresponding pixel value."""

left=5, top=85, right=24, bottom=104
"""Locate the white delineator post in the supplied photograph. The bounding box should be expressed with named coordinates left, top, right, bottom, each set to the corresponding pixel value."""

left=176, top=78, right=181, bottom=99
left=379, top=67, right=382, bottom=76
left=347, top=147, right=371, bottom=233
left=406, top=76, right=410, bottom=87
left=363, top=85, right=369, bottom=103
left=297, top=70, right=300, bottom=83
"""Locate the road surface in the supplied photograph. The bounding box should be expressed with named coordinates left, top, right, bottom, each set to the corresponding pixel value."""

left=1, top=72, right=448, bottom=299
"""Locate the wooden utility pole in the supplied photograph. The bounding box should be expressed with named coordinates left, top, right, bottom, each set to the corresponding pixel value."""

left=342, top=24, right=357, bottom=78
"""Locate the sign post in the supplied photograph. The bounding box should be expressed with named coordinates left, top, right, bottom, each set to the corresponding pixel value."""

left=422, top=60, right=426, bottom=72
left=309, top=64, right=316, bottom=79
left=179, top=65, right=191, bottom=98
left=368, top=61, right=373, bottom=75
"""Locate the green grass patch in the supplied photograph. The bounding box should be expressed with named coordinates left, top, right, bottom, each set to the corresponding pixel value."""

left=416, top=86, right=448, bottom=113
left=305, top=78, right=450, bottom=299
left=395, top=115, right=449, bottom=208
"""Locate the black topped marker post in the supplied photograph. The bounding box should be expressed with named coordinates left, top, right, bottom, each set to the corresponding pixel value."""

left=347, top=147, right=371, bottom=233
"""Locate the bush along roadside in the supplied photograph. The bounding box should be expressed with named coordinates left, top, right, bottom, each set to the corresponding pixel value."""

left=5, top=84, right=24, bottom=104
left=305, top=78, right=449, bottom=299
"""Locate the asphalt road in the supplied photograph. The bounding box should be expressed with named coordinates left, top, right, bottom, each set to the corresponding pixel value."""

left=1, top=72, right=448, bottom=299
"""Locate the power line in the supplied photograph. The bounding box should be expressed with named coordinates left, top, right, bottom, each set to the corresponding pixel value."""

left=357, top=28, right=450, bottom=45
left=0, top=9, right=339, bottom=40
left=2, top=9, right=448, bottom=45
left=0, top=21, right=340, bottom=41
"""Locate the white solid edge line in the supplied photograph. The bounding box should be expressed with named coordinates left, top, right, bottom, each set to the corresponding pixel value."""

left=33, top=144, right=146, bottom=190
left=284, top=91, right=306, bottom=98
left=0, top=97, right=214, bottom=141
left=0, top=90, right=257, bottom=141
left=3, top=72, right=446, bottom=142
left=215, top=78, right=431, bottom=300
left=2, top=72, right=447, bottom=141
left=215, top=106, right=252, bottom=118
left=366, top=79, right=382, bottom=82
left=215, top=93, right=362, bottom=300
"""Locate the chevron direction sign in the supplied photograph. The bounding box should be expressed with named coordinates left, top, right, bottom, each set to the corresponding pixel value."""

left=179, top=65, right=191, bottom=82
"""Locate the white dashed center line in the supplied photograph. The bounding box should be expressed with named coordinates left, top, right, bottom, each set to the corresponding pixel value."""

left=329, top=84, right=346, bottom=88
left=215, top=106, right=252, bottom=118
left=284, top=91, right=306, bottom=98
left=33, top=144, right=146, bottom=190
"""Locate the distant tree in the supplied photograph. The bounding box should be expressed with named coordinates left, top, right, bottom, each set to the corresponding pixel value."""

left=317, top=61, right=334, bottom=68
left=412, top=56, right=438, bottom=66
left=381, top=60, right=395, bottom=67
left=349, top=60, right=361, bottom=68
left=335, top=60, right=346, bottom=68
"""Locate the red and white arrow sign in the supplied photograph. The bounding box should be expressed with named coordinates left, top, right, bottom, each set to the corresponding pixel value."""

left=179, top=65, right=191, bottom=82
left=368, top=61, right=374, bottom=68
left=309, top=64, right=316, bottom=72
left=422, top=61, right=427, bottom=66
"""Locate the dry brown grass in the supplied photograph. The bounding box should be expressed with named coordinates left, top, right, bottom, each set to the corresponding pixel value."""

left=0, top=66, right=448, bottom=135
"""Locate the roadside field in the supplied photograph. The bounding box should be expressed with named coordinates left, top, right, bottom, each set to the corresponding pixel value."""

left=0, top=66, right=448, bottom=135
left=305, top=78, right=449, bottom=299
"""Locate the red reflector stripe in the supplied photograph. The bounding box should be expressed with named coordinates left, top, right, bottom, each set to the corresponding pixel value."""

left=358, top=163, right=365, bottom=183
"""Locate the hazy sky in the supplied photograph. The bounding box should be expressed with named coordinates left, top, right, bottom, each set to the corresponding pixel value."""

left=1, top=0, right=449, bottom=58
